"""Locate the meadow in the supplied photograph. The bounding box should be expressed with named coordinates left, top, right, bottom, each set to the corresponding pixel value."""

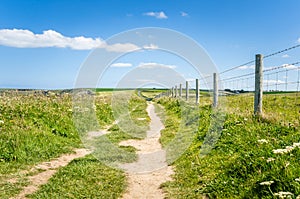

left=0, top=90, right=149, bottom=198
left=0, top=89, right=299, bottom=198
left=156, top=93, right=300, bottom=198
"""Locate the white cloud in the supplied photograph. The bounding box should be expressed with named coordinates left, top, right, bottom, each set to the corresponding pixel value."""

left=105, top=43, right=139, bottom=52
left=298, top=38, right=300, bottom=43
left=110, top=62, right=133, bottom=67
left=143, top=11, right=168, bottom=19
left=0, top=28, right=139, bottom=52
left=238, top=65, right=255, bottom=70
left=143, top=44, right=159, bottom=50
left=264, top=79, right=285, bottom=84
left=185, top=78, right=196, bottom=82
left=282, top=54, right=290, bottom=58
left=181, top=11, right=188, bottom=17
left=282, top=64, right=297, bottom=69
left=138, top=62, right=176, bottom=69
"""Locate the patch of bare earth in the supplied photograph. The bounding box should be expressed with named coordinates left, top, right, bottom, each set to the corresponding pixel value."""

left=11, top=148, right=91, bottom=199
left=119, top=102, right=174, bottom=199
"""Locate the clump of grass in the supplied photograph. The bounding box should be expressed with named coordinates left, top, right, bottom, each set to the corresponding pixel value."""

left=28, top=155, right=126, bottom=199
left=90, top=91, right=150, bottom=166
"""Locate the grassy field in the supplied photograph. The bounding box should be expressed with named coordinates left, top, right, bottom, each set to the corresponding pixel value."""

left=0, top=90, right=149, bottom=199
left=1, top=88, right=299, bottom=198
left=156, top=93, right=300, bottom=198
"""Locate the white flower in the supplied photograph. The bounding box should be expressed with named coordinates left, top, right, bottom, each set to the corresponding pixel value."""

left=285, top=146, right=295, bottom=152
left=273, top=149, right=289, bottom=154
left=295, top=178, right=300, bottom=182
left=293, top=143, right=300, bottom=147
left=274, top=191, right=293, bottom=198
left=259, top=181, right=274, bottom=186
left=285, top=162, right=290, bottom=167
left=0, top=120, right=4, bottom=124
left=258, top=139, right=268, bottom=144
left=267, top=158, right=275, bottom=162
left=273, top=144, right=299, bottom=154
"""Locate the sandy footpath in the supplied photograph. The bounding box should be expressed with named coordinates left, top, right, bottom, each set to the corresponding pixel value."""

left=119, top=102, right=174, bottom=199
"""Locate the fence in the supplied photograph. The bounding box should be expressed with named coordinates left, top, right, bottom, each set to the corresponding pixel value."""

left=156, top=44, right=300, bottom=121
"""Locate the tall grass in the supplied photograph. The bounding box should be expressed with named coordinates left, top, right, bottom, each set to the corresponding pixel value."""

left=157, top=93, right=300, bottom=198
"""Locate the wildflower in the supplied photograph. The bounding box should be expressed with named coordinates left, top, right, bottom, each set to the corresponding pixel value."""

left=285, top=146, right=295, bottom=152
left=267, top=158, right=275, bottom=162
left=273, top=149, right=289, bottom=154
left=295, top=178, right=300, bottom=182
left=293, top=143, right=300, bottom=148
left=274, top=191, right=293, bottom=198
left=258, top=139, right=268, bottom=144
left=259, top=181, right=274, bottom=186
left=285, top=162, right=290, bottom=167
left=0, top=120, right=4, bottom=124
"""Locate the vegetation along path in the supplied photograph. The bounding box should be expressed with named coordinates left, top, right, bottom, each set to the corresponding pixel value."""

left=119, top=102, right=174, bottom=199
left=12, top=148, right=92, bottom=199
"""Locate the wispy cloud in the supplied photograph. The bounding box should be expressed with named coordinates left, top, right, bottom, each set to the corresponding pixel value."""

left=110, top=62, right=133, bottom=67
left=264, top=79, right=285, bottom=84
left=138, top=62, right=176, bottom=69
left=282, top=54, right=290, bottom=58
left=264, top=64, right=299, bottom=71
left=105, top=43, right=139, bottom=52
left=282, top=64, right=297, bottom=69
left=180, top=11, right=189, bottom=17
left=143, top=11, right=168, bottom=19
left=0, top=29, right=139, bottom=52
left=143, top=44, right=159, bottom=50
left=238, top=65, right=255, bottom=70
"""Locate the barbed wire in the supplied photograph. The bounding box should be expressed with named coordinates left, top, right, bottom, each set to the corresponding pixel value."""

left=218, top=44, right=300, bottom=75
left=264, top=44, right=300, bottom=59
left=219, top=60, right=255, bottom=75
left=221, top=72, right=255, bottom=82
left=263, top=61, right=300, bottom=73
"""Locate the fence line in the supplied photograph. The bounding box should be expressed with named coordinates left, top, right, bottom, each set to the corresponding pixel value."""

left=156, top=43, right=300, bottom=117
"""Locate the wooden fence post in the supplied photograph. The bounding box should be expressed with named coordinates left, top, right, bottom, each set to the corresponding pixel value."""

left=179, top=83, right=182, bottom=98
left=172, top=87, right=174, bottom=98
left=196, top=79, right=199, bottom=104
left=254, top=54, right=263, bottom=116
left=186, top=81, right=189, bottom=101
left=213, top=73, right=218, bottom=107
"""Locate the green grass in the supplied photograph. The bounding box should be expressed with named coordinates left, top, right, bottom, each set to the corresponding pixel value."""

left=0, top=92, right=81, bottom=174
left=156, top=93, right=300, bottom=198
left=0, top=90, right=149, bottom=198
left=28, top=155, right=126, bottom=199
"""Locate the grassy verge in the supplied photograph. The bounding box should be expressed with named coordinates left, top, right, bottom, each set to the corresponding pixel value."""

left=0, top=90, right=149, bottom=198
left=156, top=93, right=300, bottom=198
left=0, top=92, right=81, bottom=175
left=28, top=155, right=126, bottom=199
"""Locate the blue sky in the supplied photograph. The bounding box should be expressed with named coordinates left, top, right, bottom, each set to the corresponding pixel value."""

left=0, top=0, right=300, bottom=89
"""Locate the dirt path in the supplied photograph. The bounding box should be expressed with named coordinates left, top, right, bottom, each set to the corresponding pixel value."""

left=12, top=148, right=91, bottom=199
left=119, top=102, right=174, bottom=199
